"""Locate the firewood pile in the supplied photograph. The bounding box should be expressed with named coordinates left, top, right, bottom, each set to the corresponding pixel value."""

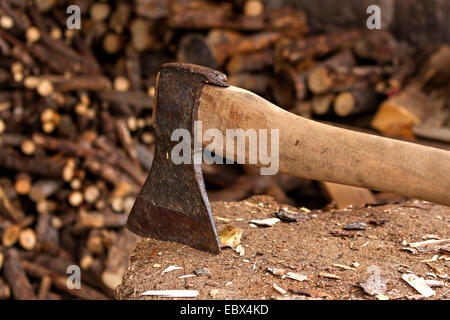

left=0, top=0, right=448, bottom=300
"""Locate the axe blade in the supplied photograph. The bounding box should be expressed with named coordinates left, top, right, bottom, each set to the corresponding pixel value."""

left=127, top=63, right=228, bottom=254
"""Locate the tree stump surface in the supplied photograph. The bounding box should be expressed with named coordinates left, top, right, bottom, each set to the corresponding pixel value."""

left=117, top=196, right=449, bottom=300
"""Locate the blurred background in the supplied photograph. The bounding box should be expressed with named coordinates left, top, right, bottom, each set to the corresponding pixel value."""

left=0, top=0, right=448, bottom=299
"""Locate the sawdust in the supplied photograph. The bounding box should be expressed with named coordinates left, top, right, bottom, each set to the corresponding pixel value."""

left=117, top=196, right=449, bottom=300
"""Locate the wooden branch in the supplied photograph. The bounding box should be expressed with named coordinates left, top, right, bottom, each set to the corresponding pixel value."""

left=102, top=229, right=137, bottom=290
left=75, top=210, right=128, bottom=230
left=22, top=260, right=109, bottom=300
left=168, top=0, right=264, bottom=31
left=0, top=146, right=63, bottom=178
left=226, top=48, right=274, bottom=74
left=178, top=30, right=279, bottom=68
left=277, top=30, right=362, bottom=64
left=227, top=73, right=272, bottom=95
left=0, top=185, right=24, bottom=223
left=3, top=248, right=36, bottom=300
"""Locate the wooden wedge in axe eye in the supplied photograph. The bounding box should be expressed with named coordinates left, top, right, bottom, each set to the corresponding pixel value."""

left=127, top=63, right=450, bottom=254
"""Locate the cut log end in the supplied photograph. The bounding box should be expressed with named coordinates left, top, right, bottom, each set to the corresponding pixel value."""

left=19, top=228, right=37, bottom=251
left=308, top=67, right=331, bottom=95
left=334, top=92, right=355, bottom=117
left=312, top=94, right=335, bottom=115
left=2, top=224, right=21, bottom=247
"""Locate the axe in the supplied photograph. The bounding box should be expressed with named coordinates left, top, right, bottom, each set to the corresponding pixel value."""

left=127, top=63, right=450, bottom=254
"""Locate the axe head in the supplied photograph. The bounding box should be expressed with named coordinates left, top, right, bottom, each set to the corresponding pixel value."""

left=127, top=63, right=228, bottom=254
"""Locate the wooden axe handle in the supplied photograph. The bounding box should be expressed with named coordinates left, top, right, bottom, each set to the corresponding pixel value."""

left=198, top=85, right=450, bottom=206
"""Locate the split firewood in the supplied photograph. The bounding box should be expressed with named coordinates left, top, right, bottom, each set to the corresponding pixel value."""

left=372, top=45, right=450, bottom=138
left=371, top=83, right=445, bottom=139
left=320, top=182, right=376, bottom=209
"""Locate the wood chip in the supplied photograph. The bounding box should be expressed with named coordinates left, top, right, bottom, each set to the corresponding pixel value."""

left=319, top=272, right=341, bottom=280
left=424, top=279, right=444, bottom=288
left=402, top=273, right=435, bottom=298
left=235, top=245, right=245, bottom=256
left=359, top=266, right=388, bottom=296
left=193, top=267, right=211, bottom=276
left=275, top=210, right=310, bottom=222
left=249, top=218, right=280, bottom=227
left=409, top=239, right=450, bottom=248
left=333, top=263, right=356, bottom=271
left=285, top=272, right=308, bottom=282
left=343, top=222, right=368, bottom=230
left=141, top=290, right=199, bottom=298
left=273, top=283, right=287, bottom=295
left=330, top=230, right=354, bottom=238
left=161, top=266, right=182, bottom=274
left=289, top=288, right=330, bottom=298
left=218, top=225, right=243, bottom=249
left=267, top=267, right=285, bottom=276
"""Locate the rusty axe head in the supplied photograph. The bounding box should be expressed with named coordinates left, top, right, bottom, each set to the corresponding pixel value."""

left=126, top=63, right=229, bottom=254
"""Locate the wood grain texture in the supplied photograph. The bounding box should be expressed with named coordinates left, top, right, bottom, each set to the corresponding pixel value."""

left=198, top=84, right=450, bottom=206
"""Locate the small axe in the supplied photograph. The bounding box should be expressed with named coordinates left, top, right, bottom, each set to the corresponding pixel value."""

left=127, top=63, right=450, bottom=254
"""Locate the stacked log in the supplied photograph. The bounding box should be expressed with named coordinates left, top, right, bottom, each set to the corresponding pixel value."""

left=0, top=0, right=448, bottom=300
